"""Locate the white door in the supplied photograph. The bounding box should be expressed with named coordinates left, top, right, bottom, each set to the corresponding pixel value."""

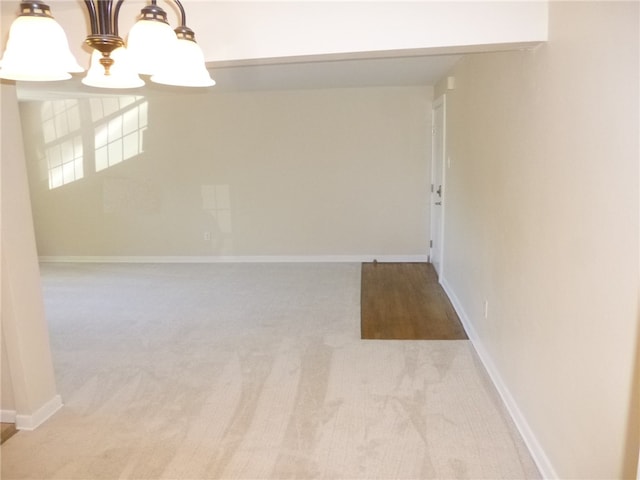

left=430, top=95, right=446, bottom=277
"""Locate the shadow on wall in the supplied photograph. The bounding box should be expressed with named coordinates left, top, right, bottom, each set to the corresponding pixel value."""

left=623, top=307, right=640, bottom=478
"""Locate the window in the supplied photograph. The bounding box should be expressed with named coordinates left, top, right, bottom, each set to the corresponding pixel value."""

left=41, top=100, right=83, bottom=189
left=90, top=96, right=148, bottom=172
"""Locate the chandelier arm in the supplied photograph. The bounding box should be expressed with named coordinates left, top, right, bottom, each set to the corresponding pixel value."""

left=113, top=0, right=125, bottom=36
left=106, top=0, right=115, bottom=33
left=84, top=0, right=99, bottom=34
left=170, top=0, right=188, bottom=27
left=96, top=0, right=113, bottom=34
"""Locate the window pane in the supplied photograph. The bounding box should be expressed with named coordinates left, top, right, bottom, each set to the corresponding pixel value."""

left=74, top=136, right=83, bottom=158
left=216, top=185, right=231, bottom=209
left=95, top=146, right=108, bottom=172
left=108, top=138, right=123, bottom=166
left=47, top=144, right=62, bottom=167
left=217, top=211, right=233, bottom=234
left=102, top=97, right=119, bottom=117
left=61, top=139, right=74, bottom=163
left=91, top=98, right=149, bottom=173
left=53, top=100, right=65, bottom=115
left=54, top=111, right=68, bottom=137
left=74, top=158, right=84, bottom=179
left=41, top=101, right=53, bottom=120
left=122, top=108, right=138, bottom=135
left=119, top=96, right=136, bottom=109
left=49, top=166, right=63, bottom=189
left=108, top=115, right=122, bottom=141
left=68, top=105, right=80, bottom=131
left=95, top=125, right=108, bottom=148
left=63, top=161, right=75, bottom=184
left=123, top=132, right=139, bottom=160
left=42, top=100, right=83, bottom=189
left=43, top=119, right=56, bottom=143
left=90, top=98, right=104, bottom=121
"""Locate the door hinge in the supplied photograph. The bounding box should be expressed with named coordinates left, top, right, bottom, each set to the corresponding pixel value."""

left=430, top=184, right=434, bottom=193
left=430, top=240, right=433, bottom=248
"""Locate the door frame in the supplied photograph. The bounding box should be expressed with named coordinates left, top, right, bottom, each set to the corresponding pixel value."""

left=430, top=94, right=446, bottom=278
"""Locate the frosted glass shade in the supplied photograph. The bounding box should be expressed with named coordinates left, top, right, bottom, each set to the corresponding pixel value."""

left=127, top=19, right=177, bottom=76
left=0, top=15, right=83, bottom=81
left=82, top=48, right=144, bottom=89
left=151, top=38, right=215, bottom=87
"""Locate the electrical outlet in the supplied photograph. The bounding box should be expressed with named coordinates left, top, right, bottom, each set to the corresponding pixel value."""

left=204, top=231, right=211, bottom=241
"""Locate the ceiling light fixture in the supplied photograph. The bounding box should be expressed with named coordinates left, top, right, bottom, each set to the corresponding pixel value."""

left=0, top=0, right=215, bottom=89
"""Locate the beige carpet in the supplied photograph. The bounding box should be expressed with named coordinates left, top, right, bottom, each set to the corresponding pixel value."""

left=1, top=263, right=540, bottom=479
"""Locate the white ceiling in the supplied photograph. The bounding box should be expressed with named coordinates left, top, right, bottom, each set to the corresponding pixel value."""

left=15, top=52, right=461, bottom=100
left=8, top=0, right=548, bottom=100
left=208, top=53, right=461, bottom=92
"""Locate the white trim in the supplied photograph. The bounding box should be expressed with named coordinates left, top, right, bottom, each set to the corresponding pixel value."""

left=1, top=409, right=17, bottom=423
left=440, top=275, right=558, bottom=480
left=38, top=255, right=429, bottom=264
left=15, top=395, right=63, bottom=431
left=430, top=94, right=447, bottom=278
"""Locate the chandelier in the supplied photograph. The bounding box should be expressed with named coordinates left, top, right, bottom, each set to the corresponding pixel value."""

left=0, top=0, right=215, bottom=88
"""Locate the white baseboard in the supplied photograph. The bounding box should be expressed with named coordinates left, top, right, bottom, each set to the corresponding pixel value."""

left=39, top=255, right=429, bottom=264
left=1, top=409, right=16, bottom=423
left=440, top=275, right=558, bottom=480
left=15, top=395, right=63, bottom=431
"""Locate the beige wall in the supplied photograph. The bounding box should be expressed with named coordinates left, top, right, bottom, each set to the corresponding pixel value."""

left=436, top=1, right=639, bottom=478
left=1, top=82, right=60, bottom=424
left=21, top=86, right=432, bottom=259
left=1, top=333, right=15, bottom=413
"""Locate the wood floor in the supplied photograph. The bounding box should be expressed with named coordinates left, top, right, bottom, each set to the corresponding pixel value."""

left=361, top=262, right=468, bottom=340
left=1, top=423, right=18, bottom=444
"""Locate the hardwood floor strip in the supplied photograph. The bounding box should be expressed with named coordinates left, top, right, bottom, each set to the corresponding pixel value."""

left=1, top=423, right=18, bottom=444
left=361, top=262, right=468, bottom=340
